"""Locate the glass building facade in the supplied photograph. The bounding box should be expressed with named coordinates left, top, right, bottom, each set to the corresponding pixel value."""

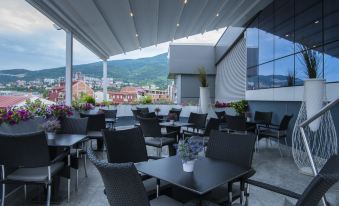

left=244, top=0, right=339, bottom=90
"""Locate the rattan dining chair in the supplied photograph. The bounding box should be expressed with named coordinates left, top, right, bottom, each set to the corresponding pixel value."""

left=235, top=155, right=339, bottom=206
left=87, top=147, right=184, bottom=206
left=138, top=117, right=177, bottom=157
left=80, top=112, right=106, bottom=151
left=204, top=130, right=256, bottom=205
left=60, top=117, right=89, bottom=191
left=0, top=131, right=65, bottom=206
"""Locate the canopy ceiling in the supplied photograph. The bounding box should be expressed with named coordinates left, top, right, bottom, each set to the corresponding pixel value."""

left=27, top=0, right=272, bottom=59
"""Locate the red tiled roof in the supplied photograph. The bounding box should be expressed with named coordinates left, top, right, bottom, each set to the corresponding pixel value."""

left=0, top=96, right=28, bottom=109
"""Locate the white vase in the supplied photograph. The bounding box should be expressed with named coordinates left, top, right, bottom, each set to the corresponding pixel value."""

left=304, top=79, right=325, bottom=132
left=199, top=87, right=210, bottom=114
left=182, top=160, right=196, bottom=172
left=46, top=132, right=56, bottom=139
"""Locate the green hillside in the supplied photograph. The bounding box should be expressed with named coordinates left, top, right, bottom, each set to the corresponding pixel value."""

left=0, top=53, right=169, bottom=89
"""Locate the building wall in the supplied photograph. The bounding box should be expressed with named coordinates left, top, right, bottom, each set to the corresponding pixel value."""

left=215, top=36, right=246, bottom=102
left=179, top=74, right=215, bottom=105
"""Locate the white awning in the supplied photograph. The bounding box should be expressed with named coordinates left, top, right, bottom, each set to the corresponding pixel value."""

left=26, top=0, right=272, bottom=59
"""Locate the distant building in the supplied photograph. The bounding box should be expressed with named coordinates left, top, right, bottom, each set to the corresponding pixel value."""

left=48, top=80, right=94, bottom=102
left=109, top=86, right=141, bottom=104
left=143, top=87, right=170, bottom=103
left=0, top=95, right=53, bottom=109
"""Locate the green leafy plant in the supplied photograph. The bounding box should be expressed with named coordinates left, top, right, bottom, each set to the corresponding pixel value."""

left=81, top=94, right=96, bottom=105
left=287, top=71, right=294, bottom=87
left=139, top=95, right=152, bottom=104
left=229, top=100, right=248, bottom=116
left=297, top=44, right=321, bottom=79
left=198, top=66, right=208, bottom=87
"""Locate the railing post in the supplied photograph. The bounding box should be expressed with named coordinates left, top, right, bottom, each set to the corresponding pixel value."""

left=65, top=31, right=73, bottom=106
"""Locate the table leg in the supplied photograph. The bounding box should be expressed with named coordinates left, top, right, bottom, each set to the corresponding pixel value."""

left=67, top=153, right=71, bottom=202
left=156, top=178, right=160, bottom=197
left=228, top=182, right=233, bottom=206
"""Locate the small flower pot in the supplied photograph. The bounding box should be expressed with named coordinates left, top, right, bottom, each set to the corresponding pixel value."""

left=182, top=160, right=196, bottom=172
left=46, top=132, right=56, bottom=139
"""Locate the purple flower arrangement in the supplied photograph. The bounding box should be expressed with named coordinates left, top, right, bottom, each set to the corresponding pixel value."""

left=0, top=108, right=33, bottom=125
left=177, top=138, right=204, bottom=162
left=46, top=104, right=73, bottom=118
left=80, top=103, right=94, bottom=111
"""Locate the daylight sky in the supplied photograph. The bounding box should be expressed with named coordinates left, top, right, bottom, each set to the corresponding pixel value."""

left=0, top=0, right=225, bottom=71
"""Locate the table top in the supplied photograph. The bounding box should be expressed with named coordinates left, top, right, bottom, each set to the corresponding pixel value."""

left=136, top=156, right=249, bottom=195
left=47, top=133, right=88, bottom=147
left=159, top=122, right=193, bottom=127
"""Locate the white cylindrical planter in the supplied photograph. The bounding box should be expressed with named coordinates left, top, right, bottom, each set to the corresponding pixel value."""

left=199, top=87, right=210, bottom=114
left=304, top=79, right=325, bottom=132
left=182, top=160, right=196, bottom=172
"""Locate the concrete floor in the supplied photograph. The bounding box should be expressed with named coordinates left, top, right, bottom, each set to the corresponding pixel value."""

left=5, top=132, right=339, bottom=206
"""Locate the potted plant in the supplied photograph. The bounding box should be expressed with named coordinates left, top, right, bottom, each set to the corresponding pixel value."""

left=298, top=44, right=324, bottom=131
left=198, top=66, right=210, bottom=114
left=177, top=138, right=203, bottom=172
left=40, top=118, right=61, bottom=139
left=229, top=100, right=248, bottom=116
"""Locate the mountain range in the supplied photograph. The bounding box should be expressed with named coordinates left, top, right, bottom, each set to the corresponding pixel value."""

left=0, top=53, right=169, bottom=89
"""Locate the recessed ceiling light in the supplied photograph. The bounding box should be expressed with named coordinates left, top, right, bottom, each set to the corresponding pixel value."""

left=176, top=23, right=180, bottom=27
left=130, top=12, right=133, bottom=17
left=285, top=34, right=289, bottom=37
left=314, top=20, right=319, bottom=24
left=216, top=13, right=219, bottom=17
left=135, top=34, right=138, bottom=37
left=184, top=0, right=188, bottom=4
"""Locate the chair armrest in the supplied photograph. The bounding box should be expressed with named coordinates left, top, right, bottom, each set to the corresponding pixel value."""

left=246, top=179, right=302, bottom=200
left=162, top=131, right=177, bottom=138
left=148, top=156, right=163, bottom=160
left=50, top=151, right=68, bottom=164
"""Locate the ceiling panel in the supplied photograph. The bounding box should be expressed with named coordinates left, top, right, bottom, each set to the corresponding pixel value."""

left=27, top=0, right=273, bottom=59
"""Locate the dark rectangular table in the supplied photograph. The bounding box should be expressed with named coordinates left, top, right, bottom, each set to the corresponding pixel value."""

left=136, top=156, right=249, bottom=196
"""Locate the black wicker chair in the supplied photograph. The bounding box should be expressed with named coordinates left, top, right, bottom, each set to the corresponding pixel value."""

left=0, top=131, right=65, bottom=206
left=204, top=130, right=256, bottom=205
left=215, top=111, right=226, bottom=122
left=87, top=147, right=183, bottom=206
left=168, top=108, right=182, bottom=121
left=138, top=117, right=177, bottom=157
left=253, top=111, right=273, bottom=125
left=102, top=127, right=169, bottom=195
left=99, top=109, right=118, bottom=128
left=184, top=118, right=220, bottom=146
left=60, top=117, right=89, bottom=190
left=184, top=112, right=208, bottom=133
left=235, top=155, right=339, bottom=206
left=136, top=107, right=149, bottom=114
left=80, top=112, right=106, bottom=150
left=224, top=115, right=254, bottom=134
left=257, top=114, right=293, bottom=157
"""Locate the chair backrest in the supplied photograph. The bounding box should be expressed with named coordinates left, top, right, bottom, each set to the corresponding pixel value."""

left=278, top=114, right=293, bottom=131
left=254, top=111, right=272, bottom=124
left=188, top=112, right=208, bottom=129
left=131, top=109, right=142, bottom=121
left=168, top=108, right=182, bottom=121
left=225, top=115, right=247, bottom=132
left=0, top=117, right=45, bottom=134
left=204, top=118, right=220, bottom=136
left=0, top=131, right=51, bottom=168
left=296, top=155, right=339, bottom=206
left=99, top=109, right=117, bottom=119
left=102, top=127, right=148, bottom=163
left=206, top=130, right=256, bottom=169
left=87, top=148, right=150, bottom=206
left=80, top=113, right=106, bottom=131
left=215, top=111, right=226, bottom=121
left=138, top=117, right=162, bottom=137
left=140, top=112, right=157, bottom=119
left=61, top=117, right=88, bottom=134
left=136, top=107, right=149, bottom=114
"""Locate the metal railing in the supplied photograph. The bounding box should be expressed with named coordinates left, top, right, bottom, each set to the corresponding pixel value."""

left=299, top=97, right=339, bottom=206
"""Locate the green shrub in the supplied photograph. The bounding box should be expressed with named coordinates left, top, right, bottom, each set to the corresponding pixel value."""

left=140, top=95, right=152, bottom=104
left=81, top=95, right=95, bottom=105
left=229, top=100, right=248, bottom=116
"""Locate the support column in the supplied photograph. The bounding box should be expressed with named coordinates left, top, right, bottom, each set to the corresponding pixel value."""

left=103, top=60, right=108, bottom=101
left=65, top=31, right=73, bottom=106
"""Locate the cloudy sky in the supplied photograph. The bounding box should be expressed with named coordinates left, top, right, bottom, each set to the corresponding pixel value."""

left=0, top=0, right=225, bottom=71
